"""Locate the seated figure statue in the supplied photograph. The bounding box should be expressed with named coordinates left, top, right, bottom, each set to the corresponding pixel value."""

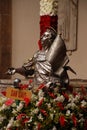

left=7, top=27, right=75, bottom=87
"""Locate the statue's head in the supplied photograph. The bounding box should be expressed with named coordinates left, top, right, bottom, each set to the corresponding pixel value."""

left=40, top=27, right=57, bottom=50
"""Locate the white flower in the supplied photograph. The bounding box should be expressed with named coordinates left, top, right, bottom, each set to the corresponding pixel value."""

left=81, top=100, right=87, bottom=107
left=28, top=117, right=32, bottom=123
left=47, top=103, right=51, bottom=108
left=38, top=113, right=43, bottom=121
left=0, top=97, right=7, bottom=104
left=12, top=102, right=16, bottom=107
left=0, top=104, right=7, bottom=111
left=68, top=94, right=74, bottom=102
left=17, top=101, right=24, bottom=111
left=38, top=90, right=44, bottom=99
left=66, top=110, right=71, bottom=116
left=54, top=95, right=65, bottom=102
left=12, top=109, right=17, bottom=114
left=50, top=113, right=54, bottom=120
left=6, top=117, right=14, bottom=129
left=52, top=126, right=57, bottom=130
left=40, top=0, right=58, bottom=16
left=66, top=102, right=76, bottom=109
left=71, top=94, right=80, bottom=103
left=71, top=127, right=77, bottom=130
left=78, top=117, right=84, bottom=123
left=31, top=94, right=38, bottom=102
left=0, top=116, right=6, bottom=122
left=33, top=108, right=39, bottom=114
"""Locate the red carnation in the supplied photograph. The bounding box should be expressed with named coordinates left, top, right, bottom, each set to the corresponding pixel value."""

left=24, top=97, right=30, bottom=106
left=22, top=118, right=29, bottom=124
left=72, top=114, right=77, bottom=127
left=37, top=84, right=45, bottom=91
left=62, top=92, right=69, bottom=100
left=1, top=91, right=6, bottom=96
left=16, top=113, right=26, bottom=120
left=57, top=102, right=64, bottom=110
left=37, top=98, right=44, bottom=107
left=40, top=109, right=47, bottom=116
left=48, top=92, right=56, bottom=99
left=84, top=119, right=87, bottom=130
left=19, top=84, right=28, bottom=89
left=59, top=115, right=65, bottom=127
left=38, top=123, right=41, bottom=130
left=5, top=99, right=14, bottom=106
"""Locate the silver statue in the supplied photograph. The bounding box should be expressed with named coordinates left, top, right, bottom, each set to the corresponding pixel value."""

left=7, top=27, right=75, bottom=87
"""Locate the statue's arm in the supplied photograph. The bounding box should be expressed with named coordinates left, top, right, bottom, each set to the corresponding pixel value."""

left=6, top=58, right=35, bottom=77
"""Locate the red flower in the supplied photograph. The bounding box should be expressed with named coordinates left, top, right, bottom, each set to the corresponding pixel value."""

left=1, top=91, right=6, bottom=96
left=81, top=85, right=87, bottom=96
left=62, top=92, right=69, bottom=100
left=73, top=92, right=78, bottom=97
left=19, top=84, right=28, bottom=89
left=59, top=115, right=65, bottom=127
left=57, top=102, right=64, bottom=110
left=84, top=119, right=87, bottom=130
left=72, top=114, right=77, bottom=127
left=37, top=84, right=45, bottom=91
left=29, top=79, right=33, bottom=84
left=24, top=97, right=30, bottom=106
left=16, top=113, right=26, bottom=120
left=37, top=98, right=44, bottom=107
left=5, top=99, right=14, bottom=106
left=48, top=92, right=56, bottom=99
left=22, top=118, right=29, bottom=124
left=40, top=109, right=47, bottom=116
left=38, top=123, right=41, bottom=130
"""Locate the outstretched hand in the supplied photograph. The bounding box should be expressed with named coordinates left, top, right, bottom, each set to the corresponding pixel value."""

left=6, top=67, right=16, bottom=75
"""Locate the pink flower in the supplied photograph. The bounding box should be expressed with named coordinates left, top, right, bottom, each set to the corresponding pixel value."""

left=5, top=99, right=14, bottom=106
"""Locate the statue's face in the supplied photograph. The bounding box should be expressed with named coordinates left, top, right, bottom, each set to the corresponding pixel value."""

left=41, top=28, right=57, bottom=50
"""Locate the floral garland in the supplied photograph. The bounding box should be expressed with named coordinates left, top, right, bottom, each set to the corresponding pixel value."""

left=38, top=0, right=58, bottom=50
left=40, top=0, right=58, bottom=16
left=40, top=0, right=58, bottom=35
left=0, top=82, right=87, bottom=130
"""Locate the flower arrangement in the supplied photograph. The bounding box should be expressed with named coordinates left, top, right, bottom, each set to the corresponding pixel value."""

left=40, top=0, right=58, bottom=16
left=0, top=82, right=87, bottom=130
left=38, top=0, right=58, bottom=50
left=40, top=0, right=58, bottom=35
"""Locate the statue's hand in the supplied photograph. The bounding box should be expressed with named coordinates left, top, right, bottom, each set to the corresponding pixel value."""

left=6, top=67, right=16, bottom=75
